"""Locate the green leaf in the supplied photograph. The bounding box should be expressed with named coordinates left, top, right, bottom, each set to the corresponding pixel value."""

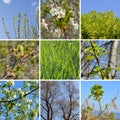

left=85, top=47, right=93, bottom=53
left=99, top=51, right=108, bottom=56
left=19, top=45, right=24, bottom=56
left=62, top=9, right=73, bottom=25
left=43, top=6, right=50, bottom=13
left=88, top=94, right=92, bottom=99
left=116, top=66, right=120, bottom=71
left=103, top=67, right=111, bottom=75
left=84, top=55, right=95, bottom=61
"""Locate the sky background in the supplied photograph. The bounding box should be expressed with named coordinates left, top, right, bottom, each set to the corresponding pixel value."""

left=81, top=81, right=120, bottom=113
left=0, top=0, right=39, bottom=39
left=81, top=0, right=120, bottom=17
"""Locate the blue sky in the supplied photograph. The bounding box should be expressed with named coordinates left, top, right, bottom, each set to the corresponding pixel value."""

left=81, top=81, right=120, bottom=113
left=81, top=0, right=120, bottom=17
left=0, top=0, right=39, bottom=39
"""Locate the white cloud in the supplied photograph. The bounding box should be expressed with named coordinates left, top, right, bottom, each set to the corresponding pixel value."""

left=2, top=0, right=11, bottom=4
left=32, top=2, right=37, bottom=7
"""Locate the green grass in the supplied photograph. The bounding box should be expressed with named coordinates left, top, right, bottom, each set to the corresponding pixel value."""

left=41, top=41, right=80, bottom=79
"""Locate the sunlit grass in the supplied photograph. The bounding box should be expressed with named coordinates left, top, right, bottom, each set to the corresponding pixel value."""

left=41, top=40, right=80, bottom=79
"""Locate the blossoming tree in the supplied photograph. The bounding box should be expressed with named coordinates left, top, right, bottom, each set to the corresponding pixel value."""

left=0, top=81, right=39, bottom=120
left=41, top=0, right=79, bottom=39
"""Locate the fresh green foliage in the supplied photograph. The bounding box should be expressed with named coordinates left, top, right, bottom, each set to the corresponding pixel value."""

left=82, top=84, right=118, bottom=120
left=84, top=42, right=107, bottom=61
left=0, top=81, right=39, bottom=120
left=82, top=41, right=120, bottom=79
left=81, top=11, right=120, bottom=39
left=88, top=84, right=104, bottom=102
left=83, top=41, right=109, bottom=79
left=41, top=41, right=80, bottom=79
left=83, top=106, right=93, bottom=113
left=88, top=84, right=104, bottom=113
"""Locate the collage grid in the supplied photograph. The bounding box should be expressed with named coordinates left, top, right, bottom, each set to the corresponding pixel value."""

left=1, top=0, right=120, bottom=120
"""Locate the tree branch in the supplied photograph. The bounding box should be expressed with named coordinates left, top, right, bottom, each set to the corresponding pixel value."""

left=2, top=50, right=39, bottom=79
left=90, top=41, right=105, bottom=79
left=41, top=114, right=46, bottom=120
left=0, top=87, right=39, bottom=103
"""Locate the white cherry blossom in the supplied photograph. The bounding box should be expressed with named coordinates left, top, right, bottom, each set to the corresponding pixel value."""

left=57, top=7, right=66, bottom=18
left=73, top=23, right=78, bottom=30
left=50, top=7, right=58, bottom=16
left=42, top=19, right=48, bottom=30
left=54, top=29, right=61, bottom=38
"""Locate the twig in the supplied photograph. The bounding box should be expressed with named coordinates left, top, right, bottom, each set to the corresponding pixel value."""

left=90, top=41, right=105, bottom=79
left=0, top=87, right=39, bottom=103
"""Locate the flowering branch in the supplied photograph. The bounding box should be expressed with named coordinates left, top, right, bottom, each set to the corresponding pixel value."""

left=41, top=1, right=79, bottom=39
left=0, top=87, right=39, bottom=103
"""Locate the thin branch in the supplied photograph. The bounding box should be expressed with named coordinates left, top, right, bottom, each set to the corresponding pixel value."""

left=0, top=87, right=39, bottom=103
left=41, top=104, right=48, bottom=112
left=2, top=17, right=10, bottom=39
left=71, top=112, right=79, bottom=119
left=0, top=56, right=11, bottom=62
left=41, top=114, right=46, bottom=120
left=2, top=50, right=39, bottom=79
left=82, top=41, right=111, bottom=79
left=90, top=41, right=105, bottom=79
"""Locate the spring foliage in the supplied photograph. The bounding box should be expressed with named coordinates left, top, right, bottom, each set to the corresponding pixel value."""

left=81, top=40, right=120, bottom=79
left=0, top=41, right=39, bottom=79
left=82, top=84, right=118, bottom=120
left=81, top=11, right=120, bottom=39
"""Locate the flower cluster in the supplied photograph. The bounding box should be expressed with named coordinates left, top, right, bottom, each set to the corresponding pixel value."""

left=18, top=89, right=24, bottom=98
left=50, top=4, right=66, bottom=19
left=50, top=28, right=62, bottom=38
left=70, top=18, right=79, bottom=30
left=7, top=81, right=15, bottom=86
left=13, top=94, right=17, bottom=98
left=41, top=1, right=79, bottom=39
left=42, top=19, right=48, bottom=30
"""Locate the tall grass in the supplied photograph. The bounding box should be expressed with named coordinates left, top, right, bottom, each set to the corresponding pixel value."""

left=41, top=41, right=80, bottom=79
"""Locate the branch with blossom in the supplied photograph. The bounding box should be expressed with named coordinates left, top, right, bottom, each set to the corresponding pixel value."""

left=41, top=0, right=79, bottom=39
left=0, top=81, right=39, bottom=119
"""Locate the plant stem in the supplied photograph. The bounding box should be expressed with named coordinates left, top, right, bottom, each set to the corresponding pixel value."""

left=90, top=41, right=105, bottom=79
left=98, top=101, right=102, bottom=113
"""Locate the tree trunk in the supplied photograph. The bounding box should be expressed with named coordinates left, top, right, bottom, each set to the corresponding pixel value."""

left=107, top=41, right=118, bottom=79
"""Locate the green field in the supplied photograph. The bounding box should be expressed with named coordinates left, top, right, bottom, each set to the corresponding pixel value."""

left=41, top=41, right=80, bottom=79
